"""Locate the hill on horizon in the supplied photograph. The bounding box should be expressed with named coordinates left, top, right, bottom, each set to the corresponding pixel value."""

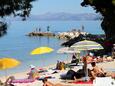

left=7, top=12, right=102, bottom=21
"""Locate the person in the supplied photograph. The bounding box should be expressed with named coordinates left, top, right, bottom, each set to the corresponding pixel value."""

left=90, top=62, right=106, bottom=80
left=4, top=76, right=16, bottom=86
left=60, top=62, right=65, bottom=70
left=42, top=77, right=64, bottom=86
left=56, top=61, right=65, bottom=70
left=39, top=28, right=41, bottom=32
left=35, top=28, right=38, bottom=32
left=56, top=60, right=60, bottom=70
left=71, top=54, right=77, bottom=63
left=47, top=26, right=50, bottom=32
left=0, top=80, right=4, bottom=86
left=77, top=56, right=91, bottom=81
left=60, top=69, right=76, bottom=80
left=27, top=65, right=40, bottom=79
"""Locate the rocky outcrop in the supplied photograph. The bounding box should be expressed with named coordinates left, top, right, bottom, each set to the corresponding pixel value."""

left=27, top=32, right=55, bottom=37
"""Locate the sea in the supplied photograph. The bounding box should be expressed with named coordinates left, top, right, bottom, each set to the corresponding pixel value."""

left=0, top=20, right=104, bottom=76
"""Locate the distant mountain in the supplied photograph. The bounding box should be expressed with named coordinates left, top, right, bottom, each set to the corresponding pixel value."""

left=7, top=12, right=102, bottom=21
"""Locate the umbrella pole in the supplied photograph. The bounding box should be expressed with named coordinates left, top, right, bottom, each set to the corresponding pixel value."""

left=5, top=70, right=8, bottom=79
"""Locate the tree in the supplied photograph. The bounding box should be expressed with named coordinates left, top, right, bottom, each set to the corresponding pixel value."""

left=81, top=0, right=115, bottom=51
left=0, top=0, right=36, bottom=37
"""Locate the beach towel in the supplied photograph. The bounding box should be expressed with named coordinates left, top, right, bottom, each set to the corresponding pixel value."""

left=11, top=78, right=35, bottom=83
left=70, top=80, right=93, bottom=84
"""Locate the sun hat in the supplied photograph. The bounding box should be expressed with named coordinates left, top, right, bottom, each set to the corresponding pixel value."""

left=30, top=64, right=35, bottom=69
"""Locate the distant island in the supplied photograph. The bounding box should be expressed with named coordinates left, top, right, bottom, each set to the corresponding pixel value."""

left=7, top=12, right=102, bottom=21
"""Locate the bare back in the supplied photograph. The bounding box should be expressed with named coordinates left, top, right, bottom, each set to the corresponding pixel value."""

left=93, top=66, right=104, bottom=74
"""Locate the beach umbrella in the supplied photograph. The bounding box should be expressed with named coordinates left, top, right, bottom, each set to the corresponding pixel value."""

left=71, top=40, right=103, bottom=51
left=0, top=57, right=20, bottom=78
left=57, top=47, right=80, bottom=54
left=31, top=46, right=54, bottom=55
left=71, top=40, right=103, bottom=80
left=57, top=47, right=80, bottom=64
left=0, top=58, right=20, bottom=70
left=30, top=46, right=54, bottom=67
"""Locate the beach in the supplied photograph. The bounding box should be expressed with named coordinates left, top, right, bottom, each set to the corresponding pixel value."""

left=0, top=21, right=112, bottom=86
left=0, top=60, right=115, bottom=86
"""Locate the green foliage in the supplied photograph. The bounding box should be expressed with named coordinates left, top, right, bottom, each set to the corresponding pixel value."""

left=0, top=0, right=36, bottom=37
left=81, top=0, right=115, bottom=15
left=0, top=22, right=7, bottom=37
left=112, top=0, right=115, bottom=5
left=0, top=0, right=36, bottom=20
left=81, top=0, right=115, bottom=52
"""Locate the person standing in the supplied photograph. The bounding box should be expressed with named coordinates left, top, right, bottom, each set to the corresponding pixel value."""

left=47, top=26, right=50, bottom=32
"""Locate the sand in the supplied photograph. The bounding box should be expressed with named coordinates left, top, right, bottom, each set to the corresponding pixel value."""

left=0, top=60, right=115, bottom=86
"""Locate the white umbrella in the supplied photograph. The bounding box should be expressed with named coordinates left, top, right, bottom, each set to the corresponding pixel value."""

left=57, top=47, right=80, bottom=54
left=57, top=47, right=80, bottom=65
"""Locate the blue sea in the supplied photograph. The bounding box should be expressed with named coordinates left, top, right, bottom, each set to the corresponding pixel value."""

left=0, top=20, right=104, bottom=76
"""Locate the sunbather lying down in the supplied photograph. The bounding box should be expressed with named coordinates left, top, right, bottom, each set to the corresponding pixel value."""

left=5, top=76, right=35, bottom=85
left=42, top=77, right=65, bottom=86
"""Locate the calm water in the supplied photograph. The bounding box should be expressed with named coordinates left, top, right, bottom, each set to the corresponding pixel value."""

left=0, top=20, right=104, bottom=76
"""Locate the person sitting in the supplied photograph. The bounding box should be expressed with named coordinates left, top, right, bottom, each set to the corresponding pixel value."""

left=71, top=54, right=77, bottom=63
left=27, top=65, right=40, bottom=79
left=56, top=61, right=65, bottom=70
left=90, top=62, right=106, bottom=80
left=42, top=77, right=65, bottom=86
left=60, top=62, right=65, bottom=70
left=56, top=60, right=60, bottom=70
left=69, top=54, right=79, bottom=66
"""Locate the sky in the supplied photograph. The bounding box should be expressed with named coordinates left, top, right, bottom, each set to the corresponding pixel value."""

left=31, top=0, right=95, bottom=15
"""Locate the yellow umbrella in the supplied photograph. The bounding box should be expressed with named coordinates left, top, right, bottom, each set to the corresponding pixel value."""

left=0, top=58, right=20, bottom=79
left=31, top=46, right=54, bottom=55
left=0, top=58, right=20, bottom=70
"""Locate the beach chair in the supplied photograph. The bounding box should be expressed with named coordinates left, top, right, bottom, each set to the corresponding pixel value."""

left=93, top=77, right=115, bottom=86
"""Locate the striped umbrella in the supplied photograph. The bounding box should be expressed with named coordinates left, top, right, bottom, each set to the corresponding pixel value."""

left=71, top=40, right=103, bottom=51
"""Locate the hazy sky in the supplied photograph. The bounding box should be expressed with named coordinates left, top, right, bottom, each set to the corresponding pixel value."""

left=31, top=0, right=95, bottom=15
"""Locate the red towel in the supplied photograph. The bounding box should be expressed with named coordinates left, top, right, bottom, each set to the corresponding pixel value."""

left=71, top=80, right=93, bottom=84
